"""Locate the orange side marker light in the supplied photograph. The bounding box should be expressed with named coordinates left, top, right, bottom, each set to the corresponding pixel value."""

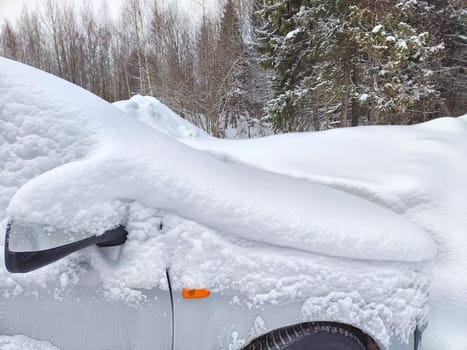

left=181, top=288, right=210, bottom=299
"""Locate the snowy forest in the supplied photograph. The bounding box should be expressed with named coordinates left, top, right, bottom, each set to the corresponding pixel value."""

left=0, top=0, right=465, bottom=137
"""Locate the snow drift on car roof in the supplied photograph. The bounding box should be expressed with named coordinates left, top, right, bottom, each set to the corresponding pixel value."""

left=176, top=111, right=467, bottom=350
left=0, top=57, right=436, bottom=263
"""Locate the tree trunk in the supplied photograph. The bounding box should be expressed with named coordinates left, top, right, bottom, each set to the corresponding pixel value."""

left=351, top=62, right=361, bottom=127
left=351, top=98, right=360, bottom=126
left=341, top=95, right=349, bottom=127
left=341, top=64, right=350, bottom=127
left=312, top=92, right=320, bottom=131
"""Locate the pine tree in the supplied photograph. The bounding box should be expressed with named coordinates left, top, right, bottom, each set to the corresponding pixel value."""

left=256, top=0, right=317, bottom=132
left=255, top=0, right=450, bottom=131
left=347, top=1, right=444, bottom=124
left=217, top=0, right=245, bottom=135
left=196, top=12, right=221, bottom=135
left=429, top=0, right=466, bottom=118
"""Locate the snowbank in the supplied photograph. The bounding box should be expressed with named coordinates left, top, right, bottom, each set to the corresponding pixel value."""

left=0, top=58, right=437, bottom=348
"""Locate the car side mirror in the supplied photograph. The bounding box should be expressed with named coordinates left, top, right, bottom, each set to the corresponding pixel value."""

left=4, top=220, right=128, bottom=273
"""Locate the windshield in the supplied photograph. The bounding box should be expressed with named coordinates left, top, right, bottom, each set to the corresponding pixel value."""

left=8, top=220, right=93, bottom=252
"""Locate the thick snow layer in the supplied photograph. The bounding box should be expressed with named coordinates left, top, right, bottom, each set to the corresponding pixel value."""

left=180, top=117, right=467, bottom=350
left=0, top=58, right=435, bottom=263
left=0, top=58, right=436, bottom=349
left=0, top=205, right=432, bottom=349
left=113, top=95, right=208, bottom=139
left=113, top=95, right=274, bottom=140
left=0, top=335, right=60, bottom=350
left=114, top=96, right=467, bottom=349
left=104, top=205, right=432, bottom=348
left=0, top=81, right=94, bottom=221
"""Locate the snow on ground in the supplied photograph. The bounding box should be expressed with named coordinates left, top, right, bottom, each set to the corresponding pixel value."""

left=0, top=335, right=59, bottom=350
left=0, top=58, right=442, bottom=348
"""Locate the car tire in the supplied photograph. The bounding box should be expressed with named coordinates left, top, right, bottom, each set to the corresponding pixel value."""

left=243, top=322, right=369, bottom=350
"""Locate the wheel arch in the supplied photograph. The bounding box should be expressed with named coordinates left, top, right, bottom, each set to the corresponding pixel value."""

left=240, top=321, right=381, bottom=350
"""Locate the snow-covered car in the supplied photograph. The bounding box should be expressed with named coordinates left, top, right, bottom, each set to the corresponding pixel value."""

left=0, top=58, right=456, bottom=350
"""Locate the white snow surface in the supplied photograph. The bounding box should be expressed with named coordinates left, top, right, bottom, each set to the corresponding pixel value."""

left=113, top=95, right=208, bottom=139
left=114, top=93, right=467, bottom=349
left=180, top=118, right=467, bottom=350
left=0, top=335, right=60, bottom=350
left=372, top=24, right=384, bottom=34
left=0, top=58, right=441, bottom=348
left=0, top=58, right=435, bottom=263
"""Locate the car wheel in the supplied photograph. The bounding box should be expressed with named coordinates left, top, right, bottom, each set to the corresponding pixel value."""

left=243, top=322, right=370, bottom=350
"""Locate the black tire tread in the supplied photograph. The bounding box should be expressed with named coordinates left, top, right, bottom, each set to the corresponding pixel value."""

left=242, top=322, right=368, bottom=350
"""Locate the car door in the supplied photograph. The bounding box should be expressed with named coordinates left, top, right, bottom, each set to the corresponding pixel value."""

left=0, top=263, right=172, bottom=350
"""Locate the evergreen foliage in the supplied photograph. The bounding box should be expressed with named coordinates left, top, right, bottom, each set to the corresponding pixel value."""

left=256, top=0, right=464, bottom=132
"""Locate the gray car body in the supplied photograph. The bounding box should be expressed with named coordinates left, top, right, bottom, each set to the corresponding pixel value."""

left=0, top=263, right=417, bottom=350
